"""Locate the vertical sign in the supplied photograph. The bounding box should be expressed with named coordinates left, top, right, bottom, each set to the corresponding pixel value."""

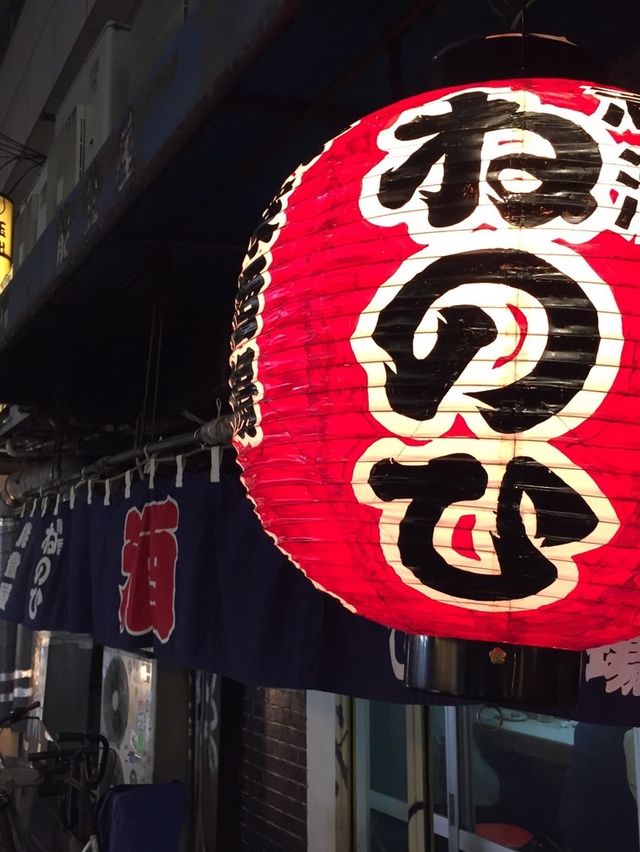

left=0, top=195, right=14, bottom=293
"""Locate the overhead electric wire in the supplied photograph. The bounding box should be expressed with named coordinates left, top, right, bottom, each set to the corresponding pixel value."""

left=0, top=129, right=46, bottom=199
left=6, top=161, right=42, bottom=196
left=0, top=132, right=45, bottom=163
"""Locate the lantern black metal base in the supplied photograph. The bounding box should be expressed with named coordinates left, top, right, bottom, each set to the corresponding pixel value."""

left=426, top=32, right=605, bottom=90
left=404, top=635, right=581, bottom=708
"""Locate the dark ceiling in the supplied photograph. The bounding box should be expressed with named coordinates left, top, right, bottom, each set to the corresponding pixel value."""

left=0, top=0, right=23, bottom=67
left=2, top=0, right=640, bottom=457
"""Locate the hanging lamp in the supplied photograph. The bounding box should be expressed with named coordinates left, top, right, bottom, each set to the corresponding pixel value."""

left=229, top=29, right=640, bottom=704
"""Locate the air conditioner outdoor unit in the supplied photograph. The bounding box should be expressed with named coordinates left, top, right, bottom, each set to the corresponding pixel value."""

left=55, top=21, right=130, bottom=167
left=101, top=648, right=157, bottom=786
left=100, top=648, right=191, bottom=787
left=47, top=105, right=87, bottom=213
left=82, top=21, right=131, bottom=169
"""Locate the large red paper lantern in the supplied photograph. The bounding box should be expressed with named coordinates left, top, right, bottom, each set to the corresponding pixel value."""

left=229, top=78, right=640, bottom=651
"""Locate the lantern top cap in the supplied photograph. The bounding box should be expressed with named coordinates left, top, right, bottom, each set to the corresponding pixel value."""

left=426, top=32, right=605, bottom=90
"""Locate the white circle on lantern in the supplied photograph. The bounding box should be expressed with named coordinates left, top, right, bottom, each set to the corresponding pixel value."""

left=351, top=231, right=623, bottom=442
left=352, top=437, right=620, bottom=613
left=412, top=282, right=549, bottom=391
left=482, top=127, right=550, bottom=198
left=482, top=127, right=555, bottom=158
left=492, top=168, right=543, bottom=195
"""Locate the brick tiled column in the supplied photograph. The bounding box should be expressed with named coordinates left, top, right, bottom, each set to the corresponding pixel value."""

left=239, top=686, right=308, bottom=851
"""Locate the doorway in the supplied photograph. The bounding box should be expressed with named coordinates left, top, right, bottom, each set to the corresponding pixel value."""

left=352, top=699, right=640, bottom=852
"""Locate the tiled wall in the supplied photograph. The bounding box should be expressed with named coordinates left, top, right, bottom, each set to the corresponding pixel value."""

left=240, top=686, right=308, bottom=852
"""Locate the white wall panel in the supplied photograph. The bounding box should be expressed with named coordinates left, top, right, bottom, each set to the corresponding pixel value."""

left=0, top=0, right=84, bottom=145
left=0, top=0, right=139, bottom=195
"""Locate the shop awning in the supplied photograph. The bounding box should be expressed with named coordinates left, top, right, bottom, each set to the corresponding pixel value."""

left=0, top=456, right=636, bottom=725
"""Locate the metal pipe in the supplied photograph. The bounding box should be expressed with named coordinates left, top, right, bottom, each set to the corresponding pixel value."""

left=2, top=414, right=235, bottom=506
left=1, top=457, right=83, bottom=507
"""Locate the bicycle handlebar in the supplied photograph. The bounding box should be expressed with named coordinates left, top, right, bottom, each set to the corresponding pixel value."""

left=28, top=732, right=111, bottom=789
left=16, top=701, right=40, bottom=716
left=57, top=733, right=110, bottom=789
left=57, top=732, right=101, bottom=744
left=0, top=700, right=40, bottom=728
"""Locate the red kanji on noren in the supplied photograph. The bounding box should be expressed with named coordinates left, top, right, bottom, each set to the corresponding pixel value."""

left=118, top=497, right=179, bottom=643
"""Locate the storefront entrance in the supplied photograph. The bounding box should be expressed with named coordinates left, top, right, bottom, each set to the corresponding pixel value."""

left=353, top=700, right=640, bottom=852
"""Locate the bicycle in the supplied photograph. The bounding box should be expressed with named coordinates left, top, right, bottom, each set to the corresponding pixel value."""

left=0, top=701, right=111, bottom=852
left=0, top=703, right=186, bottom=852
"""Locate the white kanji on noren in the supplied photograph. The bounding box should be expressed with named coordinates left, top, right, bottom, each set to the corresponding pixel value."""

left=28, top=557, right=52, bottom=621
left=41, top=519, right=64, bottom=556
left=0, top=582, right=12, bottom=611
left=15, top=521, right=33, bottom=550
left=585, top=640, right=640, bottom=696
left=4, top=552, right=20, bottom=580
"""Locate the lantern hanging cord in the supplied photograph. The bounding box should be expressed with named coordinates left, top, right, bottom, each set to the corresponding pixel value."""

left=6, top=161, right=43, bottom=196
left=486, top=0, right=537, bottom=31
left=509, top=0, right=536, bottom=33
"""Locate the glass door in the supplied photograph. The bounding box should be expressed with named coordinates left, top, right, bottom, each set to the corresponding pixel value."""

left=355, top=698, right=640, bottom=851
left=431, top=704, right=640, bottom=852
left=429, top=705, right=451, bottom=851
left=354, top=700, right=427, bottom=852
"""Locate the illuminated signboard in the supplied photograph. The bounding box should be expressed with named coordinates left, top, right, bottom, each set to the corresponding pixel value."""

left=0, top=195, right=13, bottom=292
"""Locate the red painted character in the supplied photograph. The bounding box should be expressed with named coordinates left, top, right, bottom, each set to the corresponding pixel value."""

left=118, top=497, right=179, bottom=643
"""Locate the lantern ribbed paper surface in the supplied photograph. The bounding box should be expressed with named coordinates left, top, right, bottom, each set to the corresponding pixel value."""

left=229, top=78, right=640, bottom=651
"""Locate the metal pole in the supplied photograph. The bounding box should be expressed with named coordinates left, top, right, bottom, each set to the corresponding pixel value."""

left=3, top=414, right=234, bottom=505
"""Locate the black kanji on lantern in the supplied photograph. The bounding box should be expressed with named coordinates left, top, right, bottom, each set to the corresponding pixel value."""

left=377, top=91, right=602, bottom=228
left=368, top=453, right=597, bottom=600
left=229, top=176, right=296, bottom=442
left=372, top=249, right=600, bottom=433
